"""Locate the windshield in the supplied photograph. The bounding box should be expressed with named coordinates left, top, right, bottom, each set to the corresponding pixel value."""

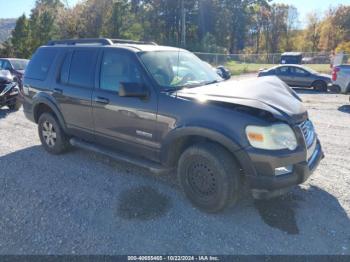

left=10, top=60, right=29, bottom=70
left=138, top=51, right=222, bottom=90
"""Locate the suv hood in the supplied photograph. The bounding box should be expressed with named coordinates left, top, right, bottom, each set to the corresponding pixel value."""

left=176, top=76, right=307, bottom=124
left=0, top=70, right=13, bottom=82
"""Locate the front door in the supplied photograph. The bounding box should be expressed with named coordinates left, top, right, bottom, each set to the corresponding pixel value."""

left=276, top=66, right=293, bottom=86
left=92, top=49, right=159, bottom=161
left=290, top=67, right=312, bottom=87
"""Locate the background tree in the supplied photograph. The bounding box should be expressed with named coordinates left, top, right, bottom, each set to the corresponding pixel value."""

left=10, top=14, right=31, bottom=58
left=1, top=0, right=350, bottom=58
left=301, top=12, right=321, bottom=52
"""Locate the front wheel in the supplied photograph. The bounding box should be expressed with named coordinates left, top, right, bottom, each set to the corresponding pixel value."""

left=177, top=143, right=241, bottom=213
left=313, top=81, right=327, bottom=92
left=38, top=113, right=70, bottom=155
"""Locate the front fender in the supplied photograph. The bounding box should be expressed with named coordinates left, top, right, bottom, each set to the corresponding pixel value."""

left=160, top=126, right=257, bottom=176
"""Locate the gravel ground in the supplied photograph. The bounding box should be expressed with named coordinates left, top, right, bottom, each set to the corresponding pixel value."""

left=0, top=88, right=349, bottom=255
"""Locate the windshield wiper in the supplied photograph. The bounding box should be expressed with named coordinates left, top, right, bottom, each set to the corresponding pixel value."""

left=203, top=80, right=221, bottom=86
left=163, top=80, right=221, bottom=92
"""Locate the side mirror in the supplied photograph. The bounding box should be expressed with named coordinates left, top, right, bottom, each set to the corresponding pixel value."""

left=216, top=66, right=231, bottom=80
left=119, top=82, right=148, bottom=98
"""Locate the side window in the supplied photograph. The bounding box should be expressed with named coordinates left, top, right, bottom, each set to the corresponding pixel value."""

left=68, top=50, right=98, bottom=88
left=0, top=60, right=3, bottom=69
left=25, top=48, right=58, bottom=81
left=293, top=67, right=308, bottom=76
left=100, top=50, right=143, bottom=92
left=59, top=51, right=72, bottom=84
left=277, top=67, right=289, bottom=75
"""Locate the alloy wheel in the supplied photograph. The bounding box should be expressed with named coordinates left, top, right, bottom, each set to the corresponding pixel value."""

left=42, top=121, right=57, bottom=147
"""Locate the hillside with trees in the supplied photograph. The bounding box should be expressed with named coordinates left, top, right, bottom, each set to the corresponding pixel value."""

left=0, top=19, right=16, bottom=43
left=0, top=0, right=349, bottom=58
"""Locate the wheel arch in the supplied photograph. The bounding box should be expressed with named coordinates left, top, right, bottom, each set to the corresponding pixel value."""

left=32, top=94, right=67, bottom=132
left=311, top=79, right=327, bottom=88
left=160, top=126, right=257, bottom=177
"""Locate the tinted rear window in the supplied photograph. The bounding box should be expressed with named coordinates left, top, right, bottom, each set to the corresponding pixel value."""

left=60, top=52, right=72, bottom=84
left=68, top=50, right=97, bottom=88
left=25, top=48, right=58, bottom=81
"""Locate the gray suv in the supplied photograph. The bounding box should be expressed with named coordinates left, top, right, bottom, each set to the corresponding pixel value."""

left=22, top=39, right=324, bottom=213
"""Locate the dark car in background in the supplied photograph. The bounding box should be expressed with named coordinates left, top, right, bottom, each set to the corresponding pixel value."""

left=0, top=70, right=21, bottom=110
left=0, top=58, right=29, bottom=85
left=258, top=65, right=331, bottom=92
left=280, top=52, right=302, bottom=64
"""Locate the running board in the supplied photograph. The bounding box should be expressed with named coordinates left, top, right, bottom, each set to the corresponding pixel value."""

left=69, top=138, right=172, bottom=175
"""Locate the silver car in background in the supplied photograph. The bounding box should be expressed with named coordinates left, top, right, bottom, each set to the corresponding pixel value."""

left=258, top=64, right=332, bottom=92
left=332, top=65, right=350, bottom=94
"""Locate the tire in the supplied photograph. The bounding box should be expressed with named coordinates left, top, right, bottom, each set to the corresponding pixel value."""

left=177, top=142, right=241, bottom=213
left=329, top=85, right=341, bottom=94
left=8, top=100, right=22, bottom=111
left=313, top=81, right=327, bottom=92
left=38, top=113, right=70, bottom=155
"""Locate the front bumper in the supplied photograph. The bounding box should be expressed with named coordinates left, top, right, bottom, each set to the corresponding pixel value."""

left=0, top=93, right=18, bottom=106
left=245, top=140, right=324, bottom=198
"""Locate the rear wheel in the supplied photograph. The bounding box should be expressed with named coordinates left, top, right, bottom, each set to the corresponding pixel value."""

left=313, top=81, right=327, bottom=92
left=177, top=143, right=241, bottom=213
left=38, top=113, right=70, bottom=155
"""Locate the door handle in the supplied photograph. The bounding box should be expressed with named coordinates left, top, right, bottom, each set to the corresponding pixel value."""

left=95, top=97, right=110, bottom=104
left=53, top=88, right=63, bottom=94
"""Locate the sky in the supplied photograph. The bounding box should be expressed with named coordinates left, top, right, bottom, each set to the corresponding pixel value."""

left=0, top=0, right=350, bottom=25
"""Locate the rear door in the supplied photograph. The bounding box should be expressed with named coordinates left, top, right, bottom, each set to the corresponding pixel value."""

left=51, top=48, right=100, bottom=141
left=92, top=48, right=159, bottom=161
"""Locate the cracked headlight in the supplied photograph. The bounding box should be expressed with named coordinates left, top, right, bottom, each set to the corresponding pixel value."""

left=246, top=123, right=297, bottom=151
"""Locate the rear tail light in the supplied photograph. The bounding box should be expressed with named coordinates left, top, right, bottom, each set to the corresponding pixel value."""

left=332, top=67, right=340, bottom=81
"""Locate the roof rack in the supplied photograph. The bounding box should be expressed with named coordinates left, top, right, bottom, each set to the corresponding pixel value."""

left=47, top=38, right=113, bottom=46
left=110, top=39, right=157, bottom=46
left=47, top=38, right=157, bottom=46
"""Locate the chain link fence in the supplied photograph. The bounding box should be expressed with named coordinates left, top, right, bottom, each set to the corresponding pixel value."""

left=194, top=51, right=349, bottom=74
left=194, top=51, right=342, bottom=66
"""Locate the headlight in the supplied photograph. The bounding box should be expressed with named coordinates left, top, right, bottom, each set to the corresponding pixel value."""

left=246, top=123, right=297, bottom=150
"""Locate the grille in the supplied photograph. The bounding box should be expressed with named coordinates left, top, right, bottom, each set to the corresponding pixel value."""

left=0, top=83, right=6, bottom=93
left=299, top=120, right=315, bottom=148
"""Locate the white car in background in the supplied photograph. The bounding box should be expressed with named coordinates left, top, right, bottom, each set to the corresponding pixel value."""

left=332, top=65, right=350, bottom=94
left=331, top=52, right=350, bottom=94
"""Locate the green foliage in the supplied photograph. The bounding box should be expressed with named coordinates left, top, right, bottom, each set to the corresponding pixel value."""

left=0, top=40, right=14, bottom=57
left=336, top=42, right=350, bottom=54
left=193, top=33, right=227, bottom=53
left=0, top=0, right=349, bottom=59
left=11, top=15, right=31, bottom=58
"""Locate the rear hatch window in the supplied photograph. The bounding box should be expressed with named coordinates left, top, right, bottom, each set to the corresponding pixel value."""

left=25, top=48, right=58, bottom=81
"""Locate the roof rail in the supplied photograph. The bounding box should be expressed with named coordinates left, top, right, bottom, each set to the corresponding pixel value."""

left=47, top=38, right=113, bottom=46
left=110, top=39, right=158, bottom=46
